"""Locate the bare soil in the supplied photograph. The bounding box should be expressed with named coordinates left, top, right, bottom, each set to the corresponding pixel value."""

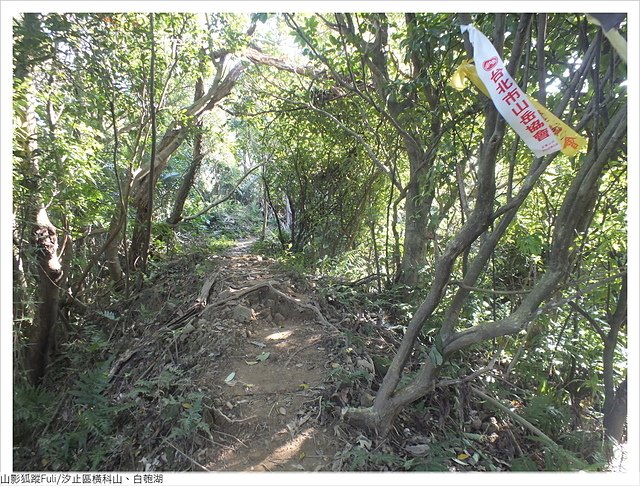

left=108, top=240, right=346, bottom=471
left=197, top=253, right=343, bottom=471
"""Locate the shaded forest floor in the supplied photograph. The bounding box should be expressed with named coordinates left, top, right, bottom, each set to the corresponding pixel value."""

left=14, top=237, right=626, bottom=472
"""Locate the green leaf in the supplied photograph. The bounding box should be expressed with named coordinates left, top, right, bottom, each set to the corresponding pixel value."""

left=434, top=334, right=444, bottom=353
left=428, top=347, right=443, bottom=366
left=256, top=352, right=270, bottom=362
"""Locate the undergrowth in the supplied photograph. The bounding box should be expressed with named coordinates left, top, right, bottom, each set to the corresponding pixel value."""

left=13, top=228, right=234, bottom=471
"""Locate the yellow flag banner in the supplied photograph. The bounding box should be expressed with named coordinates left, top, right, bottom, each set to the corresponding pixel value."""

left=450, top=31, right=587, bottom=157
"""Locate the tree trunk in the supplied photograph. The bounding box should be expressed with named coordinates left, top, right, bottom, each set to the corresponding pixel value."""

left=14, top=13, right=63, bottom=384
left=346, top=102, right=626, bottom=435
left=604, top=378, right=627, bottom=443
left=603, top=278, right=627, bottom=443
left=28, top=208, right=64, bottom=384
left=13, top=232, right=28, bottom=321
left=104, top=205, right=126, bottom=289
left=128, top=62, right=245, bottom=265
left=261, top=166, right=268, bottom=240
left=167, top=77, right=205, bottom=225
left=396, top=142, right=435, bottom=286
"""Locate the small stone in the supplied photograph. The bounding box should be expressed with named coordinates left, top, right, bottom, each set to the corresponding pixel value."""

left=179, top=323, right=196, bottom=341
left=233, top=304, right=255, bottom=322
left=356, top=358, right=375, bottom=373
left=360, top=392, right=375, bottom=407
left=219, top=289, right=234, bottom=299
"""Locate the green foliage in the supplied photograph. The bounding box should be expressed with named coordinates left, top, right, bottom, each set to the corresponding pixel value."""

left=329, top=365, right=372, bottom=387
left=510, top=456, right=538, bottom=471
left=12, top=11, right=627, bottom=472
left=558, top=429, right=606, bottom=467
left=16, top=359, right=134, bottom=470
left=520, top=394, right=571, bottom=440
left=164, top=392, right=211, bottom=441
left=14, top=385, right=57, bottom=435
left=343, top=445, right=407, bottom=471
left=204, top=201, right=264, bottom=239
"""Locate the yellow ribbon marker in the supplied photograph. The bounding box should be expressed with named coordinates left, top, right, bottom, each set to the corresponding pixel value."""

left=450, top=60, right=587, bottom=157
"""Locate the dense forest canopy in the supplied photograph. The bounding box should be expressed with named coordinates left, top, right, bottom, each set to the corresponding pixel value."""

left=6, top=7, right=634, bottom=475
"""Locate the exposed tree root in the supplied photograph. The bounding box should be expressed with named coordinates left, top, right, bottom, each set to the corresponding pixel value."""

left=203, top=280, right=339, bottom=333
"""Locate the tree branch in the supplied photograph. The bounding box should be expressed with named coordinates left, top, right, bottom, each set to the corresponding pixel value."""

left=179, top=164, right=263, bottom=222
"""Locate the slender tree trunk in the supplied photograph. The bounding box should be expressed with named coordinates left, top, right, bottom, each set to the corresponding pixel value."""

left=167, top=77, right=205, bottom=225
left=29, top=208, right=64, bottom=383
left=346, top=102, right=626, bottom=436
left=603, top=278, right=627, bottom=443
left=129, top=62, right=246, bottom=265
left=138, top=13, right=157, bottom=274
left=397, top=142, right=435, bottom=286
left=604, top=378, right=627, bottom=443
left=261, top=166, right=268, bottom=240
left=104, top=206, right=126, bottom=288
left=14, top=13, right=63, bottom=384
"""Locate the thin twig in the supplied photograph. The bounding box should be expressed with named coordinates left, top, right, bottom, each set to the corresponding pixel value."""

left=207, top=404, right=256, bottom=424
left=197, top=432, right=233, bottom=450
left=316, top=396, right=323, bottom=422
left=470, top=386, right=559, bottom=449
left=163, top=439, right=210, bottom=471
left=437, top=341, right=506, bottom=388
left=451, top=281, right=532, bottom=295
left=213, top=429, right=249, bottom=449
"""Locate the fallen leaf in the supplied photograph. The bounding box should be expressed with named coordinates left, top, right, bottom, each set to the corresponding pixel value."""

left=405, top=444, right=430, bottom=456
left=256, top=351, right=271, bottom=362
left=457, top=453, right=470, bottom=460
left=357, top=435, right=372, bottom=449
left=224, top=372, right=236, bottom=383
left=451, top=457, right=470, bottom=466
left=249, top=340, right=266, bottom=348
left=298, top=414, right=311, bottom=426
left=244, top=360, right=259, bottom=365
left=299, top=383, right=309, bottom=390
left=299, top=452, right=306, bottom=461
left=278, top=407, right=286, bottom=415
left=181, top=402, right=192, bottom=409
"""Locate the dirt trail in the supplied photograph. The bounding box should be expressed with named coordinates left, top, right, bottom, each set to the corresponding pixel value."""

left=103, top=239, right=358, bottom=471
left=191, top=241, right=343, bottom=471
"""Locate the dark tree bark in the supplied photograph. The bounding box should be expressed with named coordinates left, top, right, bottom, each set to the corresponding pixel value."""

left=603, top=278, right=627, bottom=443
left=346, top=96, right=627, bottom=435
left=28, top=208, right=64, bottom=384
left=167, top=77, right=205, bottom=225
left=14, top=13, right=63, bottom=385
left=604, top=378, right=627, bottom=443
left=128, top=61, right=246, bottom=267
